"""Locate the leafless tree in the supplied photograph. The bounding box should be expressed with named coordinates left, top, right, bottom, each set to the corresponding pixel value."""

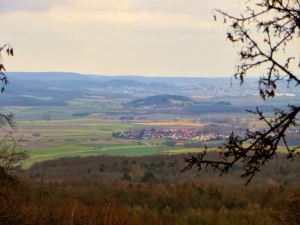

left=0, top=44, right=26, bottom=176
left=184, top=0, right=300, bottom=184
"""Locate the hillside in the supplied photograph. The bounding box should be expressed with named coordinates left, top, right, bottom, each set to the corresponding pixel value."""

left=0, top=72, right=296, bottom=117
left=126, top=95, right=194, bottom=107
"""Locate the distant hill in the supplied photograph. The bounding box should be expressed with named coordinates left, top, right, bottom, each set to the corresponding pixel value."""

left=0, top=72, right=296, bottom=108
left=126, top=95, right=272, bottom=115
left=127, top=95, right=194, bottom=107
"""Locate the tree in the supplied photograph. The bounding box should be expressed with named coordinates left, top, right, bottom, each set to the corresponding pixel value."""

left=0, top=44, right=25, bottom=176
left=184, top=0, right=300, bottom=184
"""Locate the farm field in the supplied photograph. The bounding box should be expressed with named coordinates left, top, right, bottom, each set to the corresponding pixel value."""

left=134, top=120, right=207, bottom=127
left=0, top=104, right=283, bottom=169
left=10, top=118, right=202, bottom=168
left=1, top=105, right=280, bottom=169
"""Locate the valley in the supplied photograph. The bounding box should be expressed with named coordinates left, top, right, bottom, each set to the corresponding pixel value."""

left=1, top=72, right=298, bottom=169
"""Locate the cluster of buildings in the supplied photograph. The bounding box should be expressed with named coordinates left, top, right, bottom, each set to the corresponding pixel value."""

left=112, top=127, right=229, bottom=141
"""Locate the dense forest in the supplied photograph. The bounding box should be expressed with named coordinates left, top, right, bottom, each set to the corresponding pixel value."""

left=1, top=153, right=299, bottom=225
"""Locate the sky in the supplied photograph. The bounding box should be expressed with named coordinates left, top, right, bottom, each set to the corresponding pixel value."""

left=0, top=0, right=246, bottom=76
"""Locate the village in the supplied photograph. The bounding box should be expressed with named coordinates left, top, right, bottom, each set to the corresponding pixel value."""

left=112, top=127, right=231, bottom=142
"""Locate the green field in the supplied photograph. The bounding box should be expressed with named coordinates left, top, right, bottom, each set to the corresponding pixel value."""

left=0, top=105, right=273, bottom=169
left=9, top=118, right=198, bottom=168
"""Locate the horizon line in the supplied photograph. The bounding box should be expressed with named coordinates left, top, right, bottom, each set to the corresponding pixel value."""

left=7, top=71, right=260, bottom=79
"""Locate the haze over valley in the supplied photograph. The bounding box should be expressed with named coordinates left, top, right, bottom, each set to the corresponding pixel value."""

left=1, top=72, right=298, bottom=168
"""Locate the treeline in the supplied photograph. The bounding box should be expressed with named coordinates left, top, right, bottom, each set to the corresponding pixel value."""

left=0, top=96, right=67, bottom=106
left=127, top=95, right=194, bottom=107
left=1, top=153, right=298, bottom=225
left=164, top=140, right=223, bottom=148
left=184, top=103, right=275, bottom=115
left=23, top=153, right=300, bottom=185
left=2, top=170, right=300, bottom=224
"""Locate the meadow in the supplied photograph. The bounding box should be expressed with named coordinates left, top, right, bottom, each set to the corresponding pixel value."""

left=134, top=121, right=207, bottom=127
left=10, top=117, right=197, bottom=168
left=0, top=102, right=288, bottom=171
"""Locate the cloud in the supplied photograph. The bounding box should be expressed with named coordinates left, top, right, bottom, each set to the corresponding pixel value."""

left=0, top=0, right=246, bottom=76
left=46, top=0, right=228, bottom=32
left=0, top=0, right=69, bottom=12
left=132, top=0, right=242, bottom=15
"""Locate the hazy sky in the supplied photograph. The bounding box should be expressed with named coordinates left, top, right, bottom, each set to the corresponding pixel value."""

left=0, top=0, right=245, bottom=76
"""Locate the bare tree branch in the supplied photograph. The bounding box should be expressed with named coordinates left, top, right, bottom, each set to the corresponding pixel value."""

left=185, top=0, right=300, bottom=184
left=0, top=44, right=25, bottom=175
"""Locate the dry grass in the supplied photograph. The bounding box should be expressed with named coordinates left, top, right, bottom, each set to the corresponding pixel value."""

left=135, top=120, right=207, bottom=127
left=166, top=148, right=205, bottom=154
